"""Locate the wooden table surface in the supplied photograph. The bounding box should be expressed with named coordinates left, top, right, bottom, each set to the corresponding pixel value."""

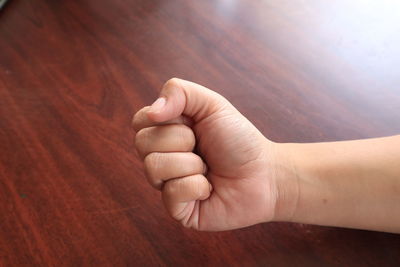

left=1, top=0, right=399, bottom=266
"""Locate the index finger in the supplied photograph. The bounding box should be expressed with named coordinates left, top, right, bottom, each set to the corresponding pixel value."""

left=132, top=106, right=193, bottom=132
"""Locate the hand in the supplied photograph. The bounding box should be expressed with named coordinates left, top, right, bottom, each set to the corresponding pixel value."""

left=132, top=78, right=294, bottom=231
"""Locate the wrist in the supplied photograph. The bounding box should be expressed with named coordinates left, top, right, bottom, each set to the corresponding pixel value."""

left=269, top=142, right=305, bottom=222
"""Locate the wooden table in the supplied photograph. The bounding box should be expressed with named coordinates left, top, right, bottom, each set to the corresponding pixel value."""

left=1, top=0, right=399, bottom=265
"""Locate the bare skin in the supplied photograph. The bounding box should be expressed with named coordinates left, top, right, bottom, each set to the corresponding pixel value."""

left=132, top=78, right=400, bottom=233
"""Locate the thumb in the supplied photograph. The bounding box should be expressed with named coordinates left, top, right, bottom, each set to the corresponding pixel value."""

left=147, top=78, right=229, bottom=123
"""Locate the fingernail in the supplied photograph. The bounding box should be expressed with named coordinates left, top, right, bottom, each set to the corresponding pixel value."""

left=209, top=183, right=213, bottom=192
left=148, top=97, right=166, bottom=113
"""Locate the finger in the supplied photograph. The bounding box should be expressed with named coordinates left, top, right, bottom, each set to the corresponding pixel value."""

left=162, top=174, right=212, bottom=222
left=135, top=124, right=195, bottom=159
left=146, top=78, right=235, bottom=123
left=144, top=152, right=206, bottom=190
left=132, top=106, right=193, bottom=132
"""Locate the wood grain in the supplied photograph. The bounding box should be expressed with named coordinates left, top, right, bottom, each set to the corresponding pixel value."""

left=0, top=0, right=399, bottom=266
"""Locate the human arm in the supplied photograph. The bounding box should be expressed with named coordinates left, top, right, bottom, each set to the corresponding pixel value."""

left=132, top=78, right=400, bottom=233
left=276, top=136, right=400, bottom=233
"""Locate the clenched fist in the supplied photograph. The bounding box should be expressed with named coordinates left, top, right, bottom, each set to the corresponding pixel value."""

left=132, top=78, right=293, bottom=231
left=133, top=78, right=400, bottom=233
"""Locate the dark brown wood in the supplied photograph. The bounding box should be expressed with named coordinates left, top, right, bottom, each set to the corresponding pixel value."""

left=1, top=0, right=399, bottom=266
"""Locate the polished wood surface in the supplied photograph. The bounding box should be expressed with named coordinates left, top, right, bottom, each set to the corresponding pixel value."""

left=1, top=0, right=399, bottom=266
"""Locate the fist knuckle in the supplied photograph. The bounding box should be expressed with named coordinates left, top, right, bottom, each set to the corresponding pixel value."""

left=175, top=124, right=195, bottom=150
left=144, top=153, right=162, bottom=178
left=135, top=128, right=150, bottom=153
left=131, top=114, right=138, bottom=129
left=165, top=77, right=180, bottom=88
left=132, top=107, right=148, bottom=129
left=192, top=153, right=203, bottom=165
left=163, top=180, right=179, bottom=196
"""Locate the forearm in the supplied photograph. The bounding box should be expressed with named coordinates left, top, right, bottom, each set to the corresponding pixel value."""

left=275, top=135, right=400, bottom=233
